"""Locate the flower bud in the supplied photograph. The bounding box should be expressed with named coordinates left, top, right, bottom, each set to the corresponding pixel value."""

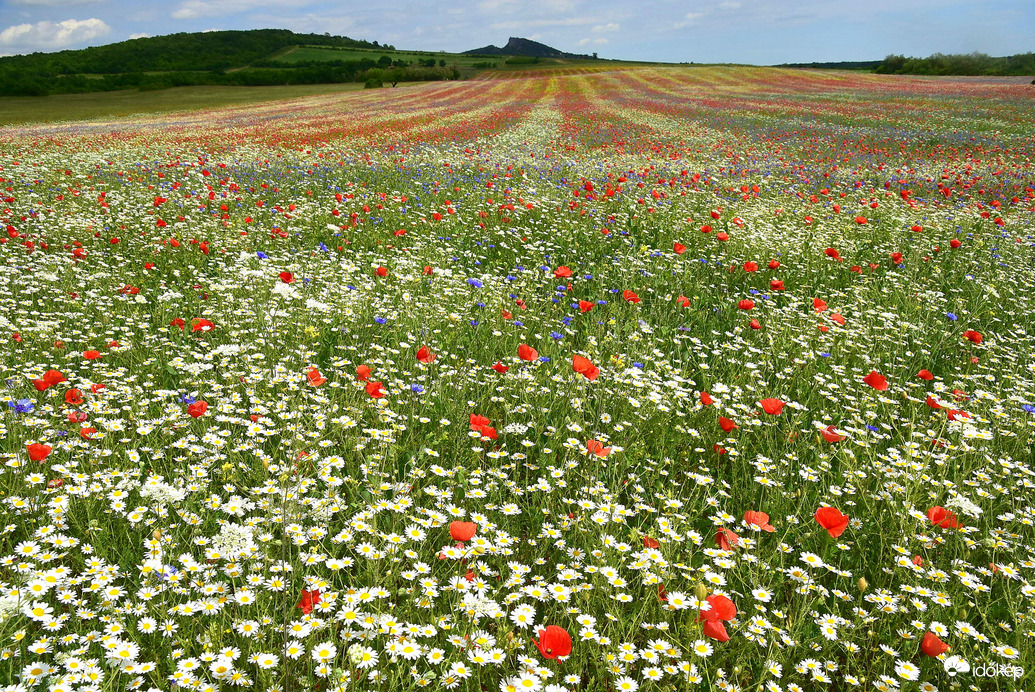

left=858, top=577, right=868, bottom=592
left=695, top=583, right=709, bottom=601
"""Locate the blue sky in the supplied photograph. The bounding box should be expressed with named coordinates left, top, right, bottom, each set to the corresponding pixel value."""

left=1, top=0, right=1032, bottom=63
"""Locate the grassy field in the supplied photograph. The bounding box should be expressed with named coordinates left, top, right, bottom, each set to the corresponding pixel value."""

left=0, top=82, right=376, bottom=126
left=0, top=66, right=1033, bottom=692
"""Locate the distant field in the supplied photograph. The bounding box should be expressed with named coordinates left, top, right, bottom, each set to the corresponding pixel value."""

left=271, top=44, right=501, bottom=67
left=0, top=82, right=375, bottom=126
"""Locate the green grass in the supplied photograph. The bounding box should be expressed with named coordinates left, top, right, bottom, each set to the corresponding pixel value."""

left=0, top=82, right=372, bottom=126
left=271, top=45, right=500, bottom=67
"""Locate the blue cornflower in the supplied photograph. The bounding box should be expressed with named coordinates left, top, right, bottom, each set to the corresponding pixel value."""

left=1022, top=404, right=1035, bottom=414
left=538, top=356, right=551, bottom=363
left=411, top=384, right=424, bottom=393
left=180, top=394, right=196, bottom=405
left=8, top=399, right=34, bottom=413
left=946, top=312, right=958, bottom=321
left=470, top=320, right=479, bottom=326
left=256, top=251, right=267, bottom=259
left=633, top=362, right=644, bottom=369
left=550, top=332, right=563, bottom=340
left=514, top=321, right=524, bottom=327
left=467, top=278, right=483, bottom=288
left=374, top=317, right=387, bottom=325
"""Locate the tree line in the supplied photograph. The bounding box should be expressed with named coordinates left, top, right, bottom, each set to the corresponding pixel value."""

left=875, top=52, right=1035, bottom=76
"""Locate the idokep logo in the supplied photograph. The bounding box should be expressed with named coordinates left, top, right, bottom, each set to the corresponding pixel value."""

left=944, top=656, right=1023, bottom=680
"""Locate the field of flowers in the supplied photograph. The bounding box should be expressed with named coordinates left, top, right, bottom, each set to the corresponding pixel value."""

left=0, top=65, right=1033, bottom=692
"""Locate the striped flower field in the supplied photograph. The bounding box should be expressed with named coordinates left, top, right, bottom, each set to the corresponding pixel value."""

left=0, top=65, right=1033, bottom=692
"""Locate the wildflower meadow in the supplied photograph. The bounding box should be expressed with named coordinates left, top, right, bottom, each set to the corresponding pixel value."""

left=0, top=65, right=1033, bottom=692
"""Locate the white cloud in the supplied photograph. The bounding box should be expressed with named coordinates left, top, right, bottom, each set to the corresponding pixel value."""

left=490, top=17, right=594, bottom=30
left=0, top=18, right=110, bottom=52
left=592, top=23, right=619, bottom=33
left=171, top=0, right=310, bottom=20
left=718, top=1, right=741, bottom=8
left=673, top=11, right=707, bottom=29
left=9, top=0, right=102, bottom=5
left=129, top=32, right=151, bottom=39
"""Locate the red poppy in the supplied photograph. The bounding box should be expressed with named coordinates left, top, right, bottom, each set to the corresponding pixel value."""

left=925, top=395, right=944, bottom=410
left=715, top=528, right=739, bottom=551
left=623, top=290, right=640, bottom=304
left=718, top=417, right=738, bottom=433
left=927, top=506, right=960, bottom=529
left=191, top=318, right=215, bottom=333
left=470, top=414, right=491, bottom=431
left=492, top=361, right=509, bottom=374
left=830, top=313, right=845, bottom=326
left=949, top=238, right=962, bottom=249
left=365, top=381, right=385, bottom=398
left=27, top=443, right=51, bottom=462
left=814, top=506, right=850, bottom=538
left=306, top=367, right=327, bottom=387
left=863, top=370, right=888, bottom=391
left=450, top=521, right=477, bottom=543
left=416, top=345, right=436, bottom=364
left=854, top=216, right=867, bottom=225
left=698, top=594, right=736, bottom=642
left=554, top=266, right=572, bottom=278
left=90, top=383, right=105, bottom=394
left=915, top=369, right=933, bottom=380
left=676, top=295, right=690, bottom=307
left=642, top=536, right=660, bottom=549
left=572, top=354, right=599, bottom=381
left=533, top=625, right=572, bottom=660
left=355, top=365, right=372, bottom=382
left=749, top=319, right=761, bottom=330
left=33, top=379, right=50, bottom=392
left=962, top=330, right=983, bottom=344
left=171, top=318, right=186, bottom=330
left=43, top=370, right=67, bottom=386
left=921, top=632, right=950, bottom=657
left=279, top=271, right=295, bottom=283
left=64, top=389, right=84, bottom=406
left=824, top=247, right=841, bottom=260
left=820, top=425, right=845, bottom=443
left=768, top=260, right=780, bottom=269
left=743, top=511, right=775, bottom=532
left=187, top=401, right=208, bottom=418
left=586, top=439, right=611, bottom=457
left=518, top=344, right=538, bottom=361
left=79, top=427, right=96, bottom=440
left=743, top=261, right=758, bottom=272
left=770, top=279, right=784, bottom=291
left=716, top=232, right=729, bottom=241
left=297, top=588, right=321, bottom=615
left=760, top=398, right=784, bottom=415
left=812, top=298, right=828, bottom=312
left=700, top=391, right=714, bottom=406
left=478, top=425, right=497, bottom=440
left=375, top=266, right=388, bottom=277
left=737, top=299, right=754, bottom=311
left=578, top=300, right=595, bottom=313
left=423, top=265, right=434, bottom=275
left=83, top=350, right=101, bottom=360
left=673, top=242, right=686, bottom=255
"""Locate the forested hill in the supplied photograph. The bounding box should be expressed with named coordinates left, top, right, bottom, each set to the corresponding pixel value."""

left=0, top=29, right=381, bottom=74
left=0, top=29, right=401, bottom=96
